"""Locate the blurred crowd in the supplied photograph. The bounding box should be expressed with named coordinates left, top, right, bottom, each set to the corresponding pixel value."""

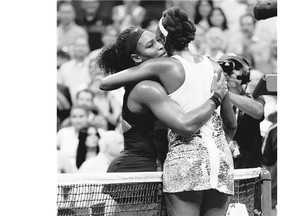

left=57, top=0, right=277, bottom=210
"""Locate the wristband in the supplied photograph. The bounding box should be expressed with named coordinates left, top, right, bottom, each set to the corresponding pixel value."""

left=212, top=92, right=223, bottom=103
left=209, top=92, right=222, bottom=109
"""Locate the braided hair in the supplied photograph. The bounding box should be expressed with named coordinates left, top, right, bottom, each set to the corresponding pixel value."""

left=97, top=26, right=145, bottom=75
left=161, top=7, right=196, bottom=56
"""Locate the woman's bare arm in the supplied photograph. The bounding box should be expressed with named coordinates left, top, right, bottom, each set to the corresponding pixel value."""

left=229, top=92, right=265, bottom=119
left=220, top=93, right=237, bottom=142
left=100, top=57, right=173, bottom=90
left=132, top=80, right=225, bottom=138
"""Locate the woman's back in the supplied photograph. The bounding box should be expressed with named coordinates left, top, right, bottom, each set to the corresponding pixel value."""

left=107, top=85, right=160, bottom=172
left=122, top=85, right=157, bottom=155
left=168, top=54, right=214, bottom=111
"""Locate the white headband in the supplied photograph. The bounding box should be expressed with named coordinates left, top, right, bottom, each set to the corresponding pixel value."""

left=158, top=17, right=168, bottom=37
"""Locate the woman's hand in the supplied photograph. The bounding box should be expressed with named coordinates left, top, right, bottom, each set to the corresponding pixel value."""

left=211, top=72, right=228, bottom=100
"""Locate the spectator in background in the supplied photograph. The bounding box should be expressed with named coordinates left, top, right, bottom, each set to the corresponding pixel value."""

left=89, top=57, right=125, bottom=111
left=216, top=0, right=247, bottom=33
left=188, top=24, right=206, bottom=55
left=193, top=0, right=214, bottom=31
left=58, top=37, right=90, bottom=102
left=207, top=7, right=228, bottom=31
left=226, top=13, right=267, bottom=69
left=78, top=57, right=125, bottom=116
left=143, top=19, right=159, bottom=33
left=76, top=125, right=100, bottom=169
left=112, top=0, right=146, bottom=33
left=262, top=111, right=277, bottom=215
left=207, top=7, right=231, bottom=50
left=89, top=24, right=119, bottom=60
left=78, top=130, right=124, bottom=173
left=88, top=70, right=122, bottom=131
left=256, top=36, right=277, bottom=75
left=57, top=50, right=73, bottom=128
left=57, top=83, right=73, bottom=129
left=99, top=24, right=118, bottom=49
left=165, top=0, right=197, bottom=20
left=220, top=54, right=265, bottom=169
left=204, top=27, right=225, bottom=60
left=57, top=50, right=71, bottom=70
left=57, top=104, right=90, bottom=172
left=140, top=0, right=166, bottom=29
left=75, top=88, right=95, bottom=108
left=57, top=0, right=83, bottom=26
left=57, top=2, right=88, bottom=55
left=61, top=88, right=108, bottom=130
left=57, top=150, right=74, bottom=173
left=78, top=0, right=112, bottom=51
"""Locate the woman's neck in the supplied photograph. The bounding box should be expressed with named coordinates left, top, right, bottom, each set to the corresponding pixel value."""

left=173, top=47, right=202, bottom=63
left=172, top=47, right=190, bottom=56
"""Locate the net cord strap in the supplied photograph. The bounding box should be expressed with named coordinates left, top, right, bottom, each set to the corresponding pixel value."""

left=58, top=172, right=163, bottom=185
left=233, top=167, right=262, bottom=180
left=58, top=168, right=262, bottom=185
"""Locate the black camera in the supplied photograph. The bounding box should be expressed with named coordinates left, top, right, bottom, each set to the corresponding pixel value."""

left=217, top=60, right=235, bottom=76
left=217, top=54, right=251, bottom=85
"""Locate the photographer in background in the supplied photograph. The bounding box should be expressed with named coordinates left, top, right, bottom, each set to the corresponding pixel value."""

left=218, top=54, right=265, bottom=169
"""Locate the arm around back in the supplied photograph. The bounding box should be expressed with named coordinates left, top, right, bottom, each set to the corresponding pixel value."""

left=132, top=81, right=218, bottom=138
left=99, top=57, right=176, bottom=91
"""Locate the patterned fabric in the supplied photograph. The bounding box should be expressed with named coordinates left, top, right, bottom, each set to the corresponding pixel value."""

left=163, top=112, right=234, bottom=195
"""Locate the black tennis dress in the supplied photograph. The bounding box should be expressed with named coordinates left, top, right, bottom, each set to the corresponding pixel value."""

left=107, top=85, right=163, bottom=172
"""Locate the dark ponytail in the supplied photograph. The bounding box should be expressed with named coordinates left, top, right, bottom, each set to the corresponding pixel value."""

left=97, top=26, right=145, bottom=75
left=97, top=43, right=119, bottom=75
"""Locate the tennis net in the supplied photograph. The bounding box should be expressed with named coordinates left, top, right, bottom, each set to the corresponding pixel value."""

left=57, top=168, right=271, bottom=216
